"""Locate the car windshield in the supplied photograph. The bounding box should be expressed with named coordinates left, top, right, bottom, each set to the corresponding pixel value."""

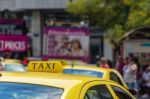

left=63, top=69, right=103, bottom=78
left=0, top=82, right=63, bottom=99
left=4, top=64, right=26, bottom=72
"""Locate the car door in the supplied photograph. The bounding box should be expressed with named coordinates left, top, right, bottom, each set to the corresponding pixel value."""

left=109, top=72, right=128, bottom=89
left=79, top=81, right=117, bottom=99
left=109, top=85, right=135, bottom=99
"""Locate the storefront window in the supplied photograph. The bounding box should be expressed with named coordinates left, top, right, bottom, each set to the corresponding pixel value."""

left=22, top=12, right=32, bottom=32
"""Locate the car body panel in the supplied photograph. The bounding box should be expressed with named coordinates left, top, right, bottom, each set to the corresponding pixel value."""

left=0, top=72, right=134, bottom=99
left=0, top=59, right=26, bottom=72
left=2, top=59, right=22, bottom=63
left=63, top=65, right=128, bottom=89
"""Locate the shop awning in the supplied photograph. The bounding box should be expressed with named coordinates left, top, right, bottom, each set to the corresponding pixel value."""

left=120, top=26, right=150, bottom=41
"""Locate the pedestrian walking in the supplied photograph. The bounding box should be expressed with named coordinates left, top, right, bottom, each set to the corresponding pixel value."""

left=123, top=57, right=138, bottom=91
left=115, top=56, right=124, bottom=75
left=123, top=57, right=130, bottom=75
left=98, top=57, right=109, bottom=68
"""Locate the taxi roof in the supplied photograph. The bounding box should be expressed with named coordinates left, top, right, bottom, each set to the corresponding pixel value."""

left=1, top=62, right=23, bottom=65
left=63, top=65, right=116, bottom=73
left=2, top=59, right=21, bottom=63
left=0, top=72, right=109, bottom=89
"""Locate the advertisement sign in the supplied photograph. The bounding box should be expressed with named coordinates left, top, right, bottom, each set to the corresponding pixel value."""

left=0, top=35, right=28, bottom=52
left=43, top=27, right=90, bottom=62
left=0, top=19, right=26, bottom=35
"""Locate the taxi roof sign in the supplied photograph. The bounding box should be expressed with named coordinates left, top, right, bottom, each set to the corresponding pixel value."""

left=27, top=61, right=63, bottom=73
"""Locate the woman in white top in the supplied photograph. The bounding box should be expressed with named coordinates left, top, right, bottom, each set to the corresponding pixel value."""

left=123, top=58, right=138, bottom=91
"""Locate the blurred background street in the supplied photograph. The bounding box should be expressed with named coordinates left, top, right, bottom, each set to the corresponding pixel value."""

left=0, top=0, right=149, bottom=98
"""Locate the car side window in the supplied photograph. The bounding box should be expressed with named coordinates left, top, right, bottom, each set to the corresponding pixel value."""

left=84, top=85, right=113, bottom=99
left=111, top=86, right=133, bottom=99
left=97, top=85, right=113, bottom=99
left=85, top=87, right=99, bottom=99
left=110, top=72, right=123, bottom=86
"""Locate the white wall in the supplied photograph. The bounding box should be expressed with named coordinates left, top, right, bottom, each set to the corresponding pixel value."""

left=31, top=11, right=41, bottom=57
left=0, top=0, right=69, bottom=11
left=0, top=0, right=15, bottom=11
left=123, top=40, right=150, bottom=57
left=16, top=0, right=69, bottom=9
left=104, top=39, right=113, bottom=61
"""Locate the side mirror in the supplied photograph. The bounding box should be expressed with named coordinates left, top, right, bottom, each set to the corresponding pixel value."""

left=129, top=89, right=137, bottom=95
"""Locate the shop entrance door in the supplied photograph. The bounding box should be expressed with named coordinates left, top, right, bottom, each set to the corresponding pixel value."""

left=90, top=36, right=103, bottom=64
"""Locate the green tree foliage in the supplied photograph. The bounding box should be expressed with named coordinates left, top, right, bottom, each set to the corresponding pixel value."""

left=126, top=0, right=150, bottom=29
left=67, top=0, right=126, bottom=30
left=66, top=0, right=150, bottom=44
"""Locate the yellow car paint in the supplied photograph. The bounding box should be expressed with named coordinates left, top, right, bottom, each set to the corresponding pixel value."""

left=63, top=65, right=128, bottom=89
left=2, top=59, right=21, bottom=63
left=0, top=72, right=135, bottom=99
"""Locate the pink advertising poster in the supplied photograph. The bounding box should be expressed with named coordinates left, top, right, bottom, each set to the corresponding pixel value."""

left=43, top=27, right=90, bottom=62
left=0, top=19, right=26, bottom=35
left=0, top=35, right=28, bottom=52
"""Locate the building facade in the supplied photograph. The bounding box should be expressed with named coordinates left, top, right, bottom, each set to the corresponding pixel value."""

left=0, top=0, right=71, bottom=57
left=0, top=0, right=104, bottom=63
left=120, top=27, right=150, bottom=65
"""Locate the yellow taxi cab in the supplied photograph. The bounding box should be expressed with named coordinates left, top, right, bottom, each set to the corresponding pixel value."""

left=0, top=58, right=26, bottom=72
left=63, top=65, right=128, bottom=89
left=2, top=59, right=21, bottom=63
left=0, top=61, right=135, bottom=99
